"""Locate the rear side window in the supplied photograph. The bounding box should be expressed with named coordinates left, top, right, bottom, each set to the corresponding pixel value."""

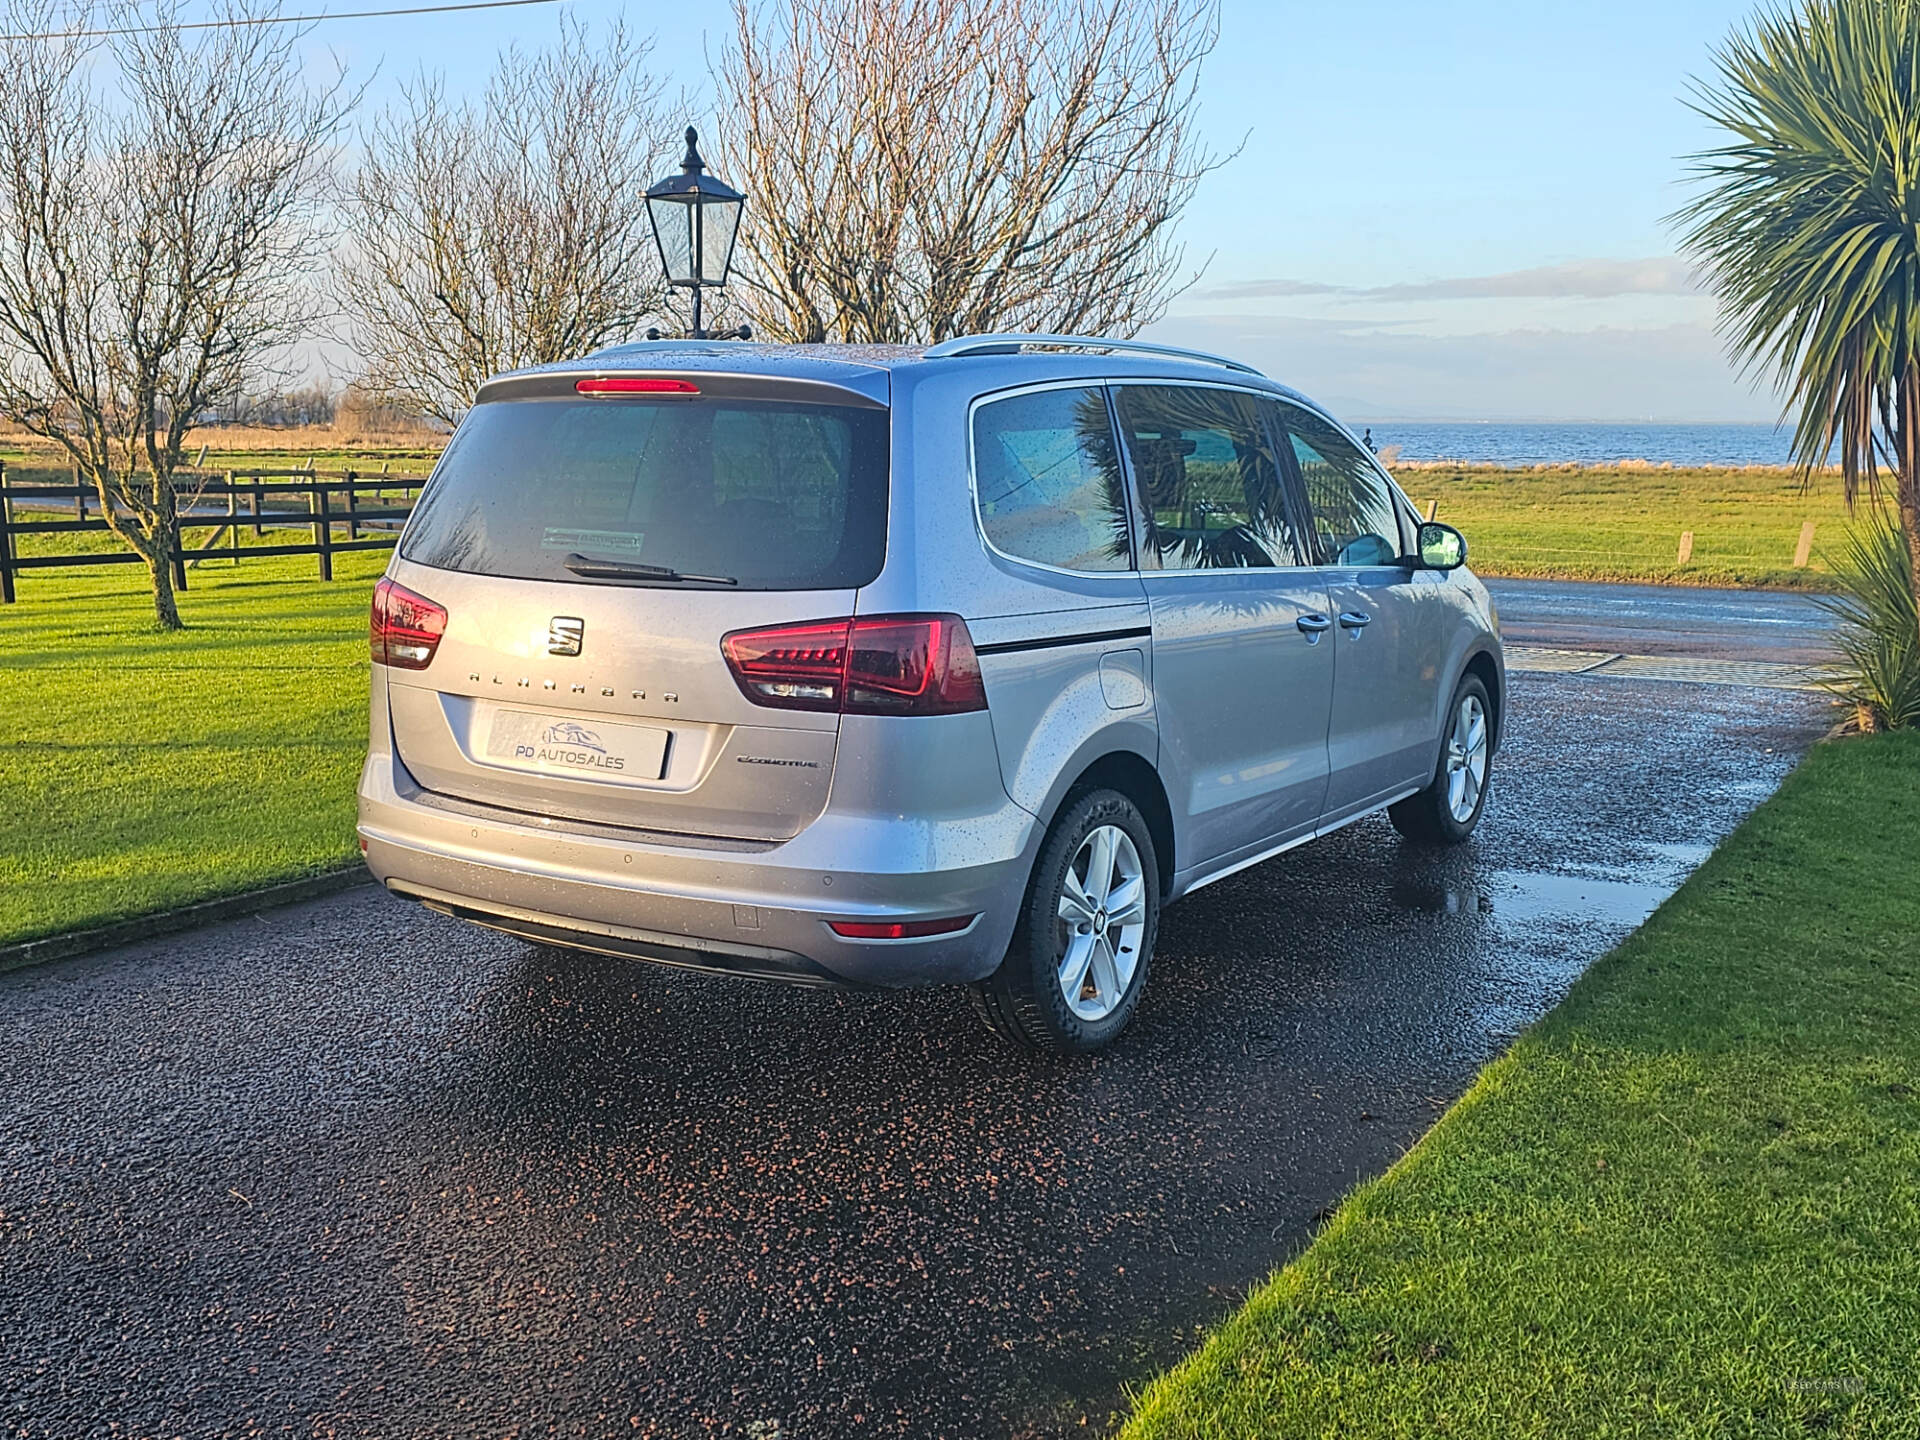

left=1113, top=385, right=1303, bottom=570
left=401, top=396, right=889, bottom=590
left=972, top=386, right=1133, bottom=573
left=1278, top=403, right=1404, bottom=568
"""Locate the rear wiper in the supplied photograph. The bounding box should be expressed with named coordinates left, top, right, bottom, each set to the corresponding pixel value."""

left=563, top=553, right=738, bottom=586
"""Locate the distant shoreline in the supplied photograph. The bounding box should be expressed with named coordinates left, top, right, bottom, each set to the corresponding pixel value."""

left=1387, top=457, right=1814, bottom=474
left=1359, top=419, right=1813, bottom=469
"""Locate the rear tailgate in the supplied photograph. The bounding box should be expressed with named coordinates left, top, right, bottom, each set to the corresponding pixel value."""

left=380, top=368, right=888, bottom=842
left=385, top=562, right=856, bottom=840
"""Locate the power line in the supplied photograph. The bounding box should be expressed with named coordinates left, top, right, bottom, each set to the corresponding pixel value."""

left=0, top=0, right=562, bottom=42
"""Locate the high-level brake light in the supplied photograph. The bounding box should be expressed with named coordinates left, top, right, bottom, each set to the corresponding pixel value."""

left=370, top=577, right=447, bottom=669
left=574, top=377, right=700, bottom=395
left=721, top=614, right=987, bottom=716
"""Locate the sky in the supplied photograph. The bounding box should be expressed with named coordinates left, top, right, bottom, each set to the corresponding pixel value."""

left=281, top=0, right=1777, bottom=421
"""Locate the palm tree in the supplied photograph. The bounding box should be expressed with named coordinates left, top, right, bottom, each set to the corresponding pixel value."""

left=1677, top=0, right=1920, bottom=643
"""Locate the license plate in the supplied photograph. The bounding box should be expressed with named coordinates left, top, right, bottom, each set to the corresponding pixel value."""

left=482, top=710, right=670, bottom=782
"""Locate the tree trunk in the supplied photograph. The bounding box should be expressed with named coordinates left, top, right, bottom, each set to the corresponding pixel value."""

left=147, top=481, right=183, bottom=631
left=146, top=546, right=182, bottom=630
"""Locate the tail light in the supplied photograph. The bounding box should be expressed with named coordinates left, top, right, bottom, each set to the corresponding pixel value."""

left=721, top=614, right=987, bottom=716
left=370, top=577, right=447, bottom=669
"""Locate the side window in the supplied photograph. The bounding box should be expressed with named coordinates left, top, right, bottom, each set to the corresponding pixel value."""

left=973, top=386, right=1132, bottom=572
left=1112, top=385, right=1303, bottom=570
left=1281, top=404, right=1405, bottom=567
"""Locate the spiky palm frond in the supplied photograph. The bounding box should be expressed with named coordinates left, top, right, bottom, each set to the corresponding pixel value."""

left=1816, top=517, right=1920, bottom=729
left=1676, top=0, right=1920, bottom=499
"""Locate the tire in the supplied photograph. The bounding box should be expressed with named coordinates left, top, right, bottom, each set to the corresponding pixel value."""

left=970, top=788, right=1160, bottom=1055
left=1389, top=672, right=1494, bottom=845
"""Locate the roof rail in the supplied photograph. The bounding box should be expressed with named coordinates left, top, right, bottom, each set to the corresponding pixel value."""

left=922, top=332, right=1261, bottom=376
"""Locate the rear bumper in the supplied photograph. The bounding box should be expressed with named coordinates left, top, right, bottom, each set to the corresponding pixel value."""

left=356, top=750, right=1038, bottom=988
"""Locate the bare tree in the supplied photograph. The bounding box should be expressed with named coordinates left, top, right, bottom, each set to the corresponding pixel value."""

left=0, top=0, right=349, bottom=629
left=716, top=0, right=1224, bottom=344
left=337, top=19, right=680, bottom=427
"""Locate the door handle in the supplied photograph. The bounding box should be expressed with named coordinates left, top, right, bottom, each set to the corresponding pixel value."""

left=1339, top=610, right=1372, bottom=630
left=1296, top=613, right=1332, bottom=636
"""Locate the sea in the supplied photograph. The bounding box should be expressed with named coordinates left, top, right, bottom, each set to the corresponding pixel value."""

left=1356, top=421, right=1805, bottom=468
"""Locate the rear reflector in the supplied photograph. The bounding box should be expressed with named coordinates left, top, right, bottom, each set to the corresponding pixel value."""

left=370, top=576, right=447, bottom=669
left=721, top=614, right=987, bottom=716
left=574, top=377, right=699, bottom=395
left=828, top=915, right=978, bottom=940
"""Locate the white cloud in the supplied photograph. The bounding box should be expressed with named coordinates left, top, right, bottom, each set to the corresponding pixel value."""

left=1142, top=312, right=1780, bottom=423
left=1203, top=256, right=1704, bottom=304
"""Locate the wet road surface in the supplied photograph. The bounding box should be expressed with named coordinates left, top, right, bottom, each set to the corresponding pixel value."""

left=1486, top=577, right=1836, bottom=662
left=1, top=674, right=1827, bottom=1439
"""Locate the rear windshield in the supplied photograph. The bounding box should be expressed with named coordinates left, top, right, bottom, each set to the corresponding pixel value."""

left=400, top=396, right=889, bottom=589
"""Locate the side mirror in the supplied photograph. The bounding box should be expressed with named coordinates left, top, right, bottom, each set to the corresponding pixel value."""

left=1415, top=521, right=1468, bottom=571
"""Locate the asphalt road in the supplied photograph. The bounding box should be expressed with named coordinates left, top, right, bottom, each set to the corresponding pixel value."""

left=1486, top=577, right=1837, bottom=662
left=0, top=668, right=1828, bottom=1439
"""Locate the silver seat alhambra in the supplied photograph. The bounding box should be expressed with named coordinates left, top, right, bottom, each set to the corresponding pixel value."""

left=358, top=334, right=1503, bottom=1052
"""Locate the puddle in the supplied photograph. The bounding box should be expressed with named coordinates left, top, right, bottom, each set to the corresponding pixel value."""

left=1486, top=869, right=1675, bottom=930
left=1444, top=869, right=1684, bottom=1049
left=1392, top=869, right=1677, bottom=931
left=1389, top=878, right=1491, bottom=915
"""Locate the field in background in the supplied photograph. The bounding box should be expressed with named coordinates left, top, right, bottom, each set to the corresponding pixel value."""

left=0, top=552, right=382, bottom=947
left=0, top=417, right=441, bottom=459
left=1405, top=463, right=1866, bottom=589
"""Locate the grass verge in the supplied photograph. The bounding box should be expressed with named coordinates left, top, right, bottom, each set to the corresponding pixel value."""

left=1401, top=464, right=1867, bottom=589
left=0, top=552, right=382, bottom=947
left=1122, top=731, right=1920, bottom=1438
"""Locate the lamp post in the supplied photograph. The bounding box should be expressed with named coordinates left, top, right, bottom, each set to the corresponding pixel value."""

left=644, top=126, right=747, bottom=340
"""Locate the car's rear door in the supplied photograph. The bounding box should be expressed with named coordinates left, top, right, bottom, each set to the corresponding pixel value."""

left=380, top=370, right=888, bottom=843
left=1115, top=382, right=1335, bottom=869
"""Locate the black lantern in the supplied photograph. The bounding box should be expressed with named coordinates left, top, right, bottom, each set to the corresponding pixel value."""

left=645, top=126, right=746, bottom=340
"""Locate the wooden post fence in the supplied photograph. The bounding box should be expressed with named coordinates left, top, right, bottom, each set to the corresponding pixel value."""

left=0, top=459, right=14, bottom=605
left=0, top=466, right=426, bottom=602
left=311, top=481, right=333, bottom=582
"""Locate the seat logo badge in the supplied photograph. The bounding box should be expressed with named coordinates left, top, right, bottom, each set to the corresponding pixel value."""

left=548, top=617, right=585, bottom=656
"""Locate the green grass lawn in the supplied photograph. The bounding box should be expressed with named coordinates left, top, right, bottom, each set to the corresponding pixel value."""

left=1122, top=731, right=1920, bottom=1438
left=0, top=552, right=382, bottom=947
left=1402, top=464, right=1869, bottom=588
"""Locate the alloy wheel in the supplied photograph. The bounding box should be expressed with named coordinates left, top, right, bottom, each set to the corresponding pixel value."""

left=1445, top=693, right=1489, bottom=823
left=1054, top=824, right=1148, bottom=1022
